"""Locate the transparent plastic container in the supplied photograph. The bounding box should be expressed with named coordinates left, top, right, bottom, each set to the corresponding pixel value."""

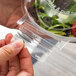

left=16, top=0, right=69, bottom=61
left=18, top=0, right=76, bottom=42
left=17, top=0, right=76, bottom=60
left=16, top=0, right=76, bottom=76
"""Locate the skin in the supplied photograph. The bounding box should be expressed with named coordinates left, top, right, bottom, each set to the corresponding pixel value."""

left=0, top=1, right=34, bottom=75
left=0, top=0, right=24, bottom=28
left=0, top=33, right=34, bottom=76
left=0, top=0, right=34, bottom=75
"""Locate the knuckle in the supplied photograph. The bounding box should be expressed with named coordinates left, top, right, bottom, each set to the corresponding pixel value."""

left=2, top=46, right=14, bottom=56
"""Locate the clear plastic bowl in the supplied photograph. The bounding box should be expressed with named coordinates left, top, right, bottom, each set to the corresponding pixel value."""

left=17, top=0, right=70, bottom=61
left=17, top=0, right=76, bottom=76
left=17, top=0, right=76, bottom=61
left=19, top=0, right=76, bottom=42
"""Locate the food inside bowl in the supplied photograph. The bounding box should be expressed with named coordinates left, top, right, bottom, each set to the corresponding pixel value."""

left=28, top=0, right=76, bottom=37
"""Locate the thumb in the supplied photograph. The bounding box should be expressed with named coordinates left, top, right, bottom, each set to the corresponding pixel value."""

left=0, top=39, right=24, bottom=63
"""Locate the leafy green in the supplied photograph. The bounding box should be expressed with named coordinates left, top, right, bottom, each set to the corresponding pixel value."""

left=58, top=13, right=76, bottom=24
left=48, top=30, right=66, bottom=36
left=38, top=12, right=48, bottom=19
left=33, top=0, right=76, bottom=37
left=70, top=5, right=76, bottom=12
left=48, top=24, right=70, bottom=30
left=65, top=0, right=76, bottom=12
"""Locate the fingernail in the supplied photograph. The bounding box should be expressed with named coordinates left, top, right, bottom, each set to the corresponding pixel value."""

left=11, top=39, right=24, bottom=49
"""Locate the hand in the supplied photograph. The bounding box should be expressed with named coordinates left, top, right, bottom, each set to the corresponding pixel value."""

left=0, top=0, right=24, bottom=29
left=0, top=33, right=33, bottom=76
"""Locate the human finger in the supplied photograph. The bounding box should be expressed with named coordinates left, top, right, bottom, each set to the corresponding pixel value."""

left=17, top=48, right=33, bottom=76
left=0, top=39, right=24, bottom=63
left=5, top=33, right=13, bottom=44
left=0, top=62, right=8, bottom=76
left=0, top=39, right=5, bottom=47
left=7, top=56, right=20, bottom=76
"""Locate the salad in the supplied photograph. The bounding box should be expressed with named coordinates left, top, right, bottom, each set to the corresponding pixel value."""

left=31, top=0, right=76, bottom=37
